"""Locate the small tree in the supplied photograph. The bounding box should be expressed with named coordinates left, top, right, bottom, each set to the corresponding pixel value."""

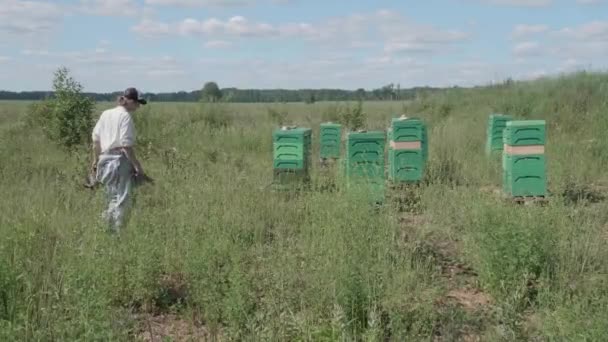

left=304, top=92, right=316, bottom=104
left=28, top=67, right=95, bottom=150
left=201, top=81, right=223, bottom=102
left=356, top=88, right=366, bottom=100
left=349, top=99, right=365, bottom=130
left=338, top=99, right=366, bottom=131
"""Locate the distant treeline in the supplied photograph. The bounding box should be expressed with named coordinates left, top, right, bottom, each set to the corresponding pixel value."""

left=0, top=84, right=446, bottom=103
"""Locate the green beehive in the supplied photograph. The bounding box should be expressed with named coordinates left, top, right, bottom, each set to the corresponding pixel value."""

left=320, top=122, right=342, bottom=159
left=503, top=120, right=546, bottom=146
left=389, top=149, right=424, bottom=182
left=486, top=113, right=513, bottom=154
left=391, top=116, right=425, bottom=142
left=387, top=128, right=394, bottom=180
left=346, top=131, right=386, bottom=165
left=503, top=171, right=547, bottom=197
left=421, top=123, right=429, bottom=163
left=346, top=130, right=386, bottom=202
left=502, top=120, right=547, bottom=197
left=273, top=127, right=312, bottom=186
left=388, top=116, right=427, bottom=183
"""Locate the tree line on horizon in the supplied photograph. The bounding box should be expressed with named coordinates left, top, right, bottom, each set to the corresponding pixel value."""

left=0, top=82, right=449, bottom=103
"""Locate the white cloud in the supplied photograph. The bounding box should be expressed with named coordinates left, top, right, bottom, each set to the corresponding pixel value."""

left=0, top=0, right=65, bottom=37
left=0, top=56, right=10, bottom=63
left=557, top=21, right=608, bottom=41
left=145, top=0, right=292, bottom=7
left=478, top=0, right=553, bottom=7
left=576, top=0, right=604, bottom=5
left=204, top=40, right=233, bottom=48
left=21, top=49, right=50, bottom=56
left=79, top=0, right=140, bottom=17
left=385, top=30, right=469, bottom=54
left=131, top=10, right=469, bottom=56
left=556, top=58, right=588, bottom=73
left=513, top=41, right=542, bottom=57
left=176, top=16, right=277, bottom=37
left=145, top=0, right=253, bottom=7
left=511, top=24, right=549, bottom=39
left=131, top=19, right=171, bottom=38
left=11, top=48, right=190, bottom=91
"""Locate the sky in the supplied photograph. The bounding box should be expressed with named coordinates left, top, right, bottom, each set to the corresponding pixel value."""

left=0, top=0, right=606, bottom=92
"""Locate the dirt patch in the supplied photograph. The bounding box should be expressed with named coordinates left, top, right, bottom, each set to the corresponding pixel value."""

left=153, top=272, right=189, bottom=314
left=521, top=311, right=543, bottom=338
left=445, top=288, right=493, bottom=312
left=398, top=213, right=428, bottom=245
left=400, top=217, right=494, bottom=339
left=389, top=184, right=424, bottom=213
left=562, top=182, right=607, bottom=205
left=136, top=314, right=214, bottom=342
left=479, top=185, right=502, bottom=197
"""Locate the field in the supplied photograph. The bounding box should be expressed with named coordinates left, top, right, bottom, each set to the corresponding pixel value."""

left=1, top=72, right=608, bottom=341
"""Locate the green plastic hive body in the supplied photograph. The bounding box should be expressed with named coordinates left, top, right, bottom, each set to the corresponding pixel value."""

left=390, top=149, right=424, bottom=182
left=273, top=127, right=312, bottom=186
left=346, top=130, right=386, bottom=202
left=391, top=117, right=424, bottom=142
left=501, top=120, right=547, bottom=197
left=503, top=120, right=546, bottom=146
left=486, top=113, right=513, bottom=154
left=320, top=122, right=342, bottom=159
left=388, top=116, right=427, bottom=183
left=421, top=123, right=428, bottom=162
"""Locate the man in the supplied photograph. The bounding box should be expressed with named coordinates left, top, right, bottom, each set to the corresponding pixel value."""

left=90, top=87, right=148, bottom=233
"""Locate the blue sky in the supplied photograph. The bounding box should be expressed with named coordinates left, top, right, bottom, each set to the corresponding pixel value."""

left=0, top=0, right=606, bottom=92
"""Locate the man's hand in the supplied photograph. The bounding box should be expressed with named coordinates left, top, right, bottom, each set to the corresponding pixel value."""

left=133, top=168, right=153, bottom=185
left=133, top=164, right=144, bottom=177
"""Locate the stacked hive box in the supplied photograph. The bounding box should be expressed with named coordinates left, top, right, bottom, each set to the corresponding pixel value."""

left=422, top=123, right=429, bottom=163
left=319, top=122, right=342, bottom=160
left=388, top=116, right=427, bottom=183
left=502, top=120, right=547, bottom=197
left=346, top=130, right=386, bottom=202
left=486, top=113, right=513, bottom=155
left=273, top=126, right=312, bottom=186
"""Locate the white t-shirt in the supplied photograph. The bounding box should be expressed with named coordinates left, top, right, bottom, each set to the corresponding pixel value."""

left=92, top=106, right=136, bottom=154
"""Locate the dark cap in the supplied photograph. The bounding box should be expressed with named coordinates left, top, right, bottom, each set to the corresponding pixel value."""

left=123, top=87, right=147, bottom=105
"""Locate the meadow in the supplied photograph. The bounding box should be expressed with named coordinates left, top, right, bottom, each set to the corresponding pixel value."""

left=1, top=71, right=608, bottom=341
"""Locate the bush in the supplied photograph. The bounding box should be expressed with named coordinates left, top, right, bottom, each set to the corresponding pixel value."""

left=267, top=107, right=288, bottom=126
left=338, top=100, right=366, bottom=130
left=321, top=104, right=341, bottom=123
left=27, top=67, right=95, bottom=150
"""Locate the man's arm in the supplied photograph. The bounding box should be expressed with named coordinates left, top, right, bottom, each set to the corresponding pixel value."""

left=121, top=146, right=143, bottom=176
left=91, top=140, right=101, bottom=172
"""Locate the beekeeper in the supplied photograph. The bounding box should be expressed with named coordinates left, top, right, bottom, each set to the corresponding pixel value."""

left=90, top=87, right=148, bottom=233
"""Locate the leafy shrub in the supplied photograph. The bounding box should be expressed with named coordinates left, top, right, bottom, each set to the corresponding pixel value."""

left=27, top=67, right=95, bottom=150
left=183, top=103, right=233, bottom=131
left=321, top=104, right=341, bottom=123
left=200, top=103, right=232, bottom=130
left=339, top=100, right=366, bottom=130
left=267, top=107, right=288, bottom=126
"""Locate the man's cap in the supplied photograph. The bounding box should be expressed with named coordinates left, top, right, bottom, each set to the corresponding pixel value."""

left=123, top=87, right=147, bottom=105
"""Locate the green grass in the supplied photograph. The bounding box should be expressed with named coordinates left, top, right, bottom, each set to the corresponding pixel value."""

left=1, top=71, right=608, bottom=341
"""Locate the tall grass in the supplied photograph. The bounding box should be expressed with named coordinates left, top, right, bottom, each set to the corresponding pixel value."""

left=1, top=71, right=608, bottom=340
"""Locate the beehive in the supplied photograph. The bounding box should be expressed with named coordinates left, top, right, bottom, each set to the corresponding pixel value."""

left=345, top=130, right=386, bottom=202
left=273, top=126, right=312, bottom=186
left=502, top=120, right=547, bottom=197
left=486, top=113, right=513, bottom=155
left=319, top=122, right=342, bottom=159
left=388, top=116, right=427, bottom=183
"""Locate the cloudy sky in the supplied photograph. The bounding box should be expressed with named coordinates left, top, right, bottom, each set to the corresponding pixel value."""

left=0, top=0, right=606, bottom=92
